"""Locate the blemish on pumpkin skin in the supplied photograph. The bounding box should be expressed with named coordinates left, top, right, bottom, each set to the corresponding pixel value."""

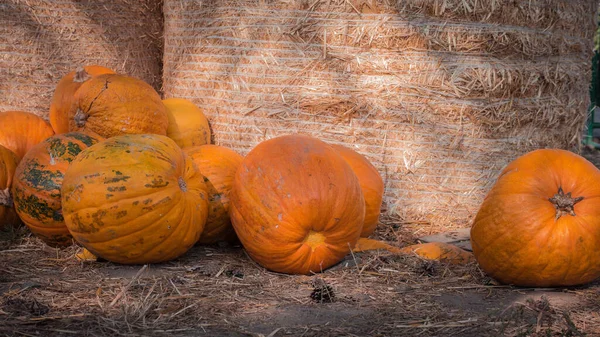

left=107, top=186, right=126, bottom=192
left=132, top=201, right=139, bottom=206
left=115, top=210, right=127, bottom=219
left=106, top=194, right=114, bottom=199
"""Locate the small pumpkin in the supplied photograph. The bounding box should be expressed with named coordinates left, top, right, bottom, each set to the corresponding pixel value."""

left=0, top=145, right=19, bottom=229
left=230, top=134, right=365, bottom=275
left=184, top=145, right=243, bottom=244
left=0, top=111, right=55, bottom=161
left=471, top=149, right=600, bottom=287
left=61, top=134, right=209, bottom=264
left=164, top=98, right=212, bottom=148
left=49, top=65, right=116, bottom=134
left=68, top=74, right=168, bottom=139
left=330, top=144, right=384, bottom=237
left=399, top=242, right=474, bottom=265
left=11, top=132, right=103, bottom=247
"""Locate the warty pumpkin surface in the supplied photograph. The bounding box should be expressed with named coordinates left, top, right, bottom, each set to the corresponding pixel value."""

left=184, top=145, right=243, bottom=244
left=68, top=74, right=168, bottom=139
left=164, top=98, right=212, bottom=148
left=471, top=149, right=600, bottom=287
left=0, top=111, right=55, bottom=161
left=330, top=144, right=384, bottom=237
left=11, top=132, right=102, bottom=247
left=61, top=134, right=209, bottom=264
left=0, top=145, right=19, bottom=229
left=49, top=65, right=115, bottom=134
left=229, top=134, right=365, bottom=275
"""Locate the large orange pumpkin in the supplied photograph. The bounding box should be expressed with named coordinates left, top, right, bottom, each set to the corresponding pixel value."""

left=230, top=134, right=365, bottom=274
left=164, top=98, right=212, bottom=148
left=184, top=145, right=243, bottom=244
left=330, top=144, right=384, bottom=237
left=471, top=149, right=600, bottom=287
left=11, top=133, right=102, bottom=247
left=0, top=111, right=55, bottom=161
left=0, top=145, right=19, bottom=229
left=61, top=134, right=209, bottom=264
left=49, top=65, right=116, bottom=134
left=68, top=74, right=168, bottom=139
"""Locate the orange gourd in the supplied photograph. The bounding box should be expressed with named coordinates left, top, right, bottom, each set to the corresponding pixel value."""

left=11, top=133, right=103, bottom=247
left=330, top=144, right=384, bottom=237
left=164, top=98, right=212, bottom=148
left=230, top=134, right=365, bottom=274
left=471, top=149, right=600, bottom=287
left=68, top=74, right=168, bottom=138
left=0, top=111, right=55, bottom=161
left=61, top=134, right=209, bottom=264
left=49, top=66, right=115, bottom=134
left=184, top=145, right=243, bottom=244
left=399, top=242, right=474, bottom=265
left=0, top=145, right=19, bottom=229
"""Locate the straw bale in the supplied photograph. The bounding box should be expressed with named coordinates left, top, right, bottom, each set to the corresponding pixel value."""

left=162, top=0, right=598, bottom=232
left=0, top=0, right=163, bottom=117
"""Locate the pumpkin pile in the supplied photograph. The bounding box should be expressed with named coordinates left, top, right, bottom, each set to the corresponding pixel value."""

left=6, top=63, right=599, bottom=289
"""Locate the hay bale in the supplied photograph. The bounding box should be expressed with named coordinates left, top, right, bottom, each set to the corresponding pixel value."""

left=0, top=0, right=163, bottom=117
left=162, top=0, right=598, bottom=233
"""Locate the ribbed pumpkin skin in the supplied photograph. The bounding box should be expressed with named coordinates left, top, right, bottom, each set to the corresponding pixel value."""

left=164, top=98, right=212, bottom=148
left=11, top=133, right=102, bottom=247
left=471, top=149, right=600, bottom=287
left=184, top=145, right=243, bottom=244
left=61, top=134, right=209, bottom=264
left=49, top=65, right=115, bottom=134
left=0, top=145, right=19, bottom=229
left=68, top=74, right=168, bottom=139
left=330, top=144, right=384, bottom=237
left=230, top=134, right=365, bottom=275
left=0, top=111, right=55, bottom=161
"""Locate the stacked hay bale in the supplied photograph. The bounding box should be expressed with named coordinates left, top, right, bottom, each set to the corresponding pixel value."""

left=0, top=0, right=163, bottom=117
left=162, top=0, right=598, bottom=232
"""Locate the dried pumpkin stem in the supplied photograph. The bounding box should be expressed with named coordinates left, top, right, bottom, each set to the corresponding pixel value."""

left=73, top=67, right=91, bottom=83
left=74, top=108, right=89, bottom=127
left=548, top=187, right=583, bottom=220
left=0, top=187, right=13, bottom=207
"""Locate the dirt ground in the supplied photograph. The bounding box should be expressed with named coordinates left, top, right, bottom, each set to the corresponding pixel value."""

left=2, top=149, right=600, bottom=337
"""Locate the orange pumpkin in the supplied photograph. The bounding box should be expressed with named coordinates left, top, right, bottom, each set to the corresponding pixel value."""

left=68, top=74, right=168, bottom=138
left=164, top=98, right=212, bottom=148
left=49, top=65, right=115, bottom=134
left=330, top=144, right=384, bottom=237
left=230, top=134, right=365, bottom=274
left=184, top=145, right=243, bottom=244
left=471, top=149, right=600, bottom=287
left=0, top=111, right=55, bottom=161
left=0, top=145, right=19, bottom=229
left=11, top=133, right=103, bottom=247
left=399, top=242, right=474, bottom=265
left=61, top=134, right=209, bottom=264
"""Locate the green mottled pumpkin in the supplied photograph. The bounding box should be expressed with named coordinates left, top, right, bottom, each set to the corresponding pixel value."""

left=61, top=134, right=210, bottom=264
left=11, top=132, right=102, bottom=247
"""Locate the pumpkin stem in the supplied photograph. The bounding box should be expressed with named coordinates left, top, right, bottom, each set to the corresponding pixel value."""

left=178, top=177, right=188, bottom=192
left=73, top=67, right=91, bottom=83
left=0, top=187, right=13, bottom=207
left=548, top=187, right=584, bottom=220
left=74, top=108, right=89, bottom=127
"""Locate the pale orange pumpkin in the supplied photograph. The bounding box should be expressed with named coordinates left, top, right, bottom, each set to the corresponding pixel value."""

left=399, top=242, right=474, bottom=265
left=0, top=111, right=55, bottom=161
left=471, top=149, right=600, bottom=287
left=11, top=132, right=102, bottom=247
left=68, top=74, right=168, bottom=138
left=0, top=145, right=19, bottom=229
left=49, top=65, right=115, bottom=134
left=330, top=144, right=384, bottom=237
left=230, top=134, right=365, bottom=274
left=61, top=134, right=209, bottom=264
left=164, top=98, right=212, bottom=148
left=184, top=145, right=243, bottom=244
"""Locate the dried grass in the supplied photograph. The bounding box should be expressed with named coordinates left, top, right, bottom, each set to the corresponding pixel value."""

left=162, top=0, right=599, bottom=234
left=0, top=0, right=163, bottom=117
